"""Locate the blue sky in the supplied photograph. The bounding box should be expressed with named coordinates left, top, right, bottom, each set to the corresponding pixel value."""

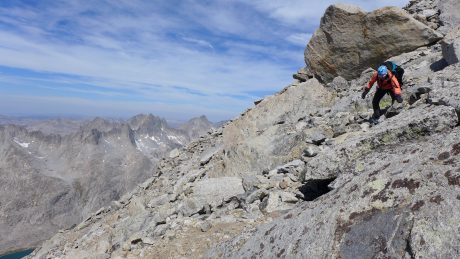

left=0, top=0, right=407, bottom=121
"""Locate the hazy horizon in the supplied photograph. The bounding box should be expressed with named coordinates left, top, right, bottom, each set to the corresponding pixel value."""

left=0, top=113, right=221, bottom=126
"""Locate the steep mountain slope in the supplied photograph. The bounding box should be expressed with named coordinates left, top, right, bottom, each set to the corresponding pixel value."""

left=27, top=0, right=460, bottom=258
left=0, top=114, right=214, bottom=255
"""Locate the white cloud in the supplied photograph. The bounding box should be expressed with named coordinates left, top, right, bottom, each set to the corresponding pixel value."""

left=286, top=33, right=312, bottom=47
left=239, top=0, right=409, bottom=27
left=0, top=0, right=410, bottom=120
left=181, top=37, right=215, bottom=50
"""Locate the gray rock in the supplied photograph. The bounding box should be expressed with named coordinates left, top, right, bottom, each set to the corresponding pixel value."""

left=246, top=189, right=269, bottom=204
left=139, top=177, right=155, bottom=190
left=292, top=66, right=314, bottom=82
left=199, top=148, right=220, bottom=166
left=421, top=9, right=437, bottom=18
left=241, top=174, right=261, bottom=192
left=199, top=221, right=212, bottom=232
left=190, top=177, right=245, bottom=208
left=439, top=0, right=460, bottom=34
left=328, top=76, right=349, bottom=93
left=153, top=224, right=169, bottom=237
left=141, top=237, right=155, bottom=245
left=305, top=4, right=442, bottom=82
left=259, top=191, right=298, bottom=213
left=302, top=146, right=319, bottom=157
left=279, top=191, right=298, bottom=203
left=254, top=98, right=263, bottom=105
left=147, top=194, right=170, bottom=208
left=308, top=130, right=327, bottom=145
left=424, top=63, right=460, bottom=113
left=441, top=26, right=460, bottom=65
left=177, top=198, right=203, bottom=217
left=278, top=177, right=293, bottom=190
left=169, top=148, right=180, bottom=158
left=269, top=160, right=305, bottom=177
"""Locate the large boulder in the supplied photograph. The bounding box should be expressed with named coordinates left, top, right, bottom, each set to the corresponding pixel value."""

left=190, top=177, right=245, bottom=208
left=305, top=4, right=442, bottom=82
left=441, top=26, right=460, bottom=65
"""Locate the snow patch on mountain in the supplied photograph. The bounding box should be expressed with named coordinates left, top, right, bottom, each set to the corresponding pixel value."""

left=13, top=138, right=30, bottom=148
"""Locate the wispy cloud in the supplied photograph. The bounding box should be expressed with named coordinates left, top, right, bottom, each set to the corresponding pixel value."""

left=286, top=33, right=312, bottom=47
left=181, top=37, right=215, bottom=50
left=0, top=0, right=408, bottom=121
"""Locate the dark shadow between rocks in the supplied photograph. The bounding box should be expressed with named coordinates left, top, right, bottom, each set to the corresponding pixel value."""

left=299, top=178, right=336, bottom=201
left=383, top=106, right=400, bottom=119
left=456, top=110, right=460, bottom=127
left=430, top=58, right=448, bottom=72
left=409, top=87, right=432, bottom=105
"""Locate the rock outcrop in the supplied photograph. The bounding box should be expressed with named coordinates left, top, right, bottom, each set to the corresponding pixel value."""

left=22, top=0, right=460, bottom=258
left=305, top=4, right=442, bottom=82
left=438, top=0, right=460, bottom=34
left=208, top=127, right=460, bottom=258
left=441, top=26, right=460, bottom=65
left=222, top=78, right=335, bottom=178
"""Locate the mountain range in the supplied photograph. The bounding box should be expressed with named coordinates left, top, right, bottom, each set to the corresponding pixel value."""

left=0, top=114, right=216, bottom=255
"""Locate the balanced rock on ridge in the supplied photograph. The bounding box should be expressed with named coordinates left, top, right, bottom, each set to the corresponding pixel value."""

left=305, top=4, right=442, bottom=82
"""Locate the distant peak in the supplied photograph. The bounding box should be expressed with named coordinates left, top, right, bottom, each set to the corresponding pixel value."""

left=189, top=115, right=210, bottom=123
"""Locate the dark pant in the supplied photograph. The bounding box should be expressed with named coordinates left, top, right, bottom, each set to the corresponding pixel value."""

left=372, top=88, right=402, bottom=118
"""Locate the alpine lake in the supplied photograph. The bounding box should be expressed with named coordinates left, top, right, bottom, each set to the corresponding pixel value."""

left=0, top=249, right=34, bottom=259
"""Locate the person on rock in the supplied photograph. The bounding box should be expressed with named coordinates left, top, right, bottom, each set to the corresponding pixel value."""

left=361, top=65, right=403, bottom=124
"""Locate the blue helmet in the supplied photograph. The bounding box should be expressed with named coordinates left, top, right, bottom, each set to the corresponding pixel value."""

left=377, top=65, right=388, bottom=78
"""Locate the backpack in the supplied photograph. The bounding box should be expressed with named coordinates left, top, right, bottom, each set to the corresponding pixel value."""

left=382, top=61, right=404, bottom=87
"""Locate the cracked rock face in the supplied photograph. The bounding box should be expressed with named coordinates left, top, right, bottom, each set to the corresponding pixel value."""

left=207, top=129, right=460, bottom=258
left=305, top=4, right=442, bottom=82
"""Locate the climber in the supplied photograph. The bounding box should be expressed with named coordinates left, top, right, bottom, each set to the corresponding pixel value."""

left=361, top=65, right=403, bottom=124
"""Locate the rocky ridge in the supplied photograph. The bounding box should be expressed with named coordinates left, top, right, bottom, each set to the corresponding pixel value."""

left=28, top=0, right=460, bottom=258
left=0, top=116, right=85, bottom=135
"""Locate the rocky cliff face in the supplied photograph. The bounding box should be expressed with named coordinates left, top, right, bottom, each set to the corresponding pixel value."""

left=26, top=0, right=460, bottom=258
left=0, top=114, right=214, bottom=255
